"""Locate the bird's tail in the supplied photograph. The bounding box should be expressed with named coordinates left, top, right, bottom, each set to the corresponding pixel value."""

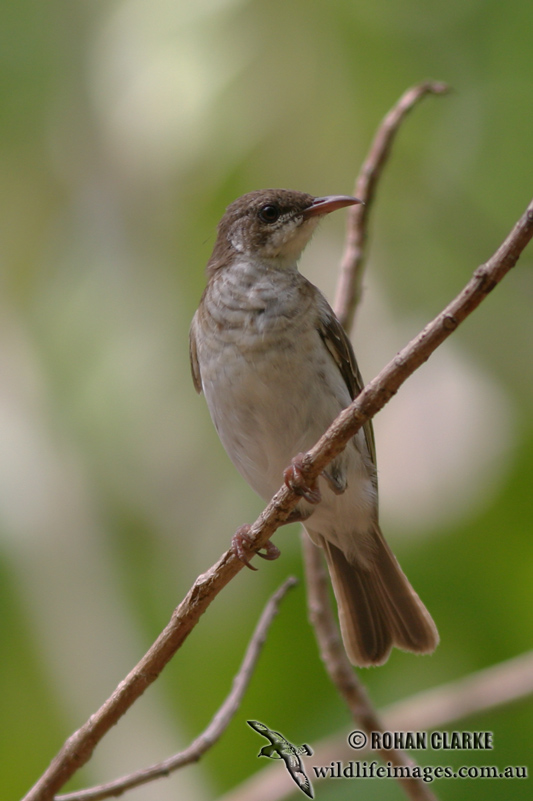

left=317, top=526, right=439, bottom=667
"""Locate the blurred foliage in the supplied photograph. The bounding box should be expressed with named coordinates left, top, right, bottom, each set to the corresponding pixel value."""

left=1, top=1, right=532, bottom=800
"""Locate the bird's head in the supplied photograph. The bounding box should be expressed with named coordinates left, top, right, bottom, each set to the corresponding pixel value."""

left=259, top=745, right=280, bottom=759
left=207, top=189, right=361, bottom=274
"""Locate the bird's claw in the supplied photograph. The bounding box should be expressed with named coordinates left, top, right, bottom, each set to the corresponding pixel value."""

left=232, top=525, right=281, bottom=571
left=284, top=453, right=322, bottom=504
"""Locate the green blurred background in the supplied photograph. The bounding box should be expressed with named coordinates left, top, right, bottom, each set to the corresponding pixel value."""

left=1, top=1, right=532, bottom=799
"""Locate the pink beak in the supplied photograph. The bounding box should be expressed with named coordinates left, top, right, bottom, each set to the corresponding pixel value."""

left=302, top=195, right=362, bottom=219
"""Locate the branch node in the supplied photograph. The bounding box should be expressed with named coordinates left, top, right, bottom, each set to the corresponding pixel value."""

left=442, top=313, right=458, bottom=331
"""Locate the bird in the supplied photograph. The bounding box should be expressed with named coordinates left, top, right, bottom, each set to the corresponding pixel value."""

left=247, top=720, right=314, bottom=798
left=189, top=188, right=439, bottom=666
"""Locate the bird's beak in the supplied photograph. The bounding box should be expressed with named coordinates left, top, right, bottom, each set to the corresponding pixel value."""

left=302, top=195, right=362, bottom=219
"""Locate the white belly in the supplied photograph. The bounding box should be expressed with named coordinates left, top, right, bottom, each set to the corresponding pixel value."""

left=198, top=323, right=377, bottom=559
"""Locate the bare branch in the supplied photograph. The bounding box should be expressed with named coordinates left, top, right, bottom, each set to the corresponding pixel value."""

left=334, top=80, right=449, bottom=330
left=54, top=577, right=298, bottom=801
left=302, top=536, right=437, bottom=801
left=217, top=650, right=533, bottom=801
left=23, top=79, right=533, bottom=799
left=301, top=82, right=451, bottom=801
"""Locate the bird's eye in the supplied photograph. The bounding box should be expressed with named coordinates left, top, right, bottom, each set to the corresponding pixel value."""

left=258, top=204, right=280, bottom=224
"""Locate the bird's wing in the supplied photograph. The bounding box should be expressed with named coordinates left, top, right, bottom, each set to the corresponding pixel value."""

left=189, top=314, right=203, bottom=394
left=247, top=720, right=277, bottom=744
left=281, top=751, right=314, bottom=798
left=316, top=294, right=377, bottom=468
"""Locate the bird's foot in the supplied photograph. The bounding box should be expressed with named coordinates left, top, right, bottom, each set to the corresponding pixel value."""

left=284, top=453, right=321, bottom=505
left=232, top=525, right=281, bottom=571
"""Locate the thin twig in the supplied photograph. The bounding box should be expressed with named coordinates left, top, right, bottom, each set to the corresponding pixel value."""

left=302, top=82, right=451, bottom=801
left=23, top=196, right=533, bottom=801
left=216, top=650, right=533, bottom=801
left=55, top=577, right=298, bottom=801
left=302, top=537, right=437, bottom=801
left=334, top=81, right=449, bottom=330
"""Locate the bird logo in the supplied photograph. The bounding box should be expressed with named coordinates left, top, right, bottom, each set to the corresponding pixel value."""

left=247, top=720, right=314, bottom=798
